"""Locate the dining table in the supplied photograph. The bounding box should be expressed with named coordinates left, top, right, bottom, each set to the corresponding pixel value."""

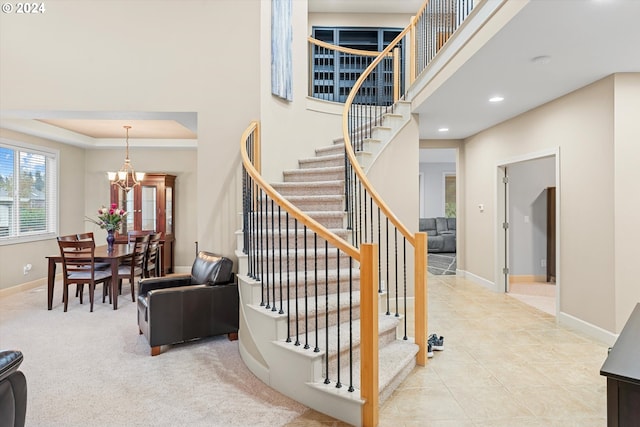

left=46, top=243, right=134, bottom=310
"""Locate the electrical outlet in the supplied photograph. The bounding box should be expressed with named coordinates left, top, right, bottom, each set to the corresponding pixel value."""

left=23, top=263, right=32, bottom=275
left=541, top=259, right=546, bottom=268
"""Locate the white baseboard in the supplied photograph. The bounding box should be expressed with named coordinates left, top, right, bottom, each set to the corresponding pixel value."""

left=558, top=311, right=618, bottom=347
left=458, top=270, right=498, bottom=292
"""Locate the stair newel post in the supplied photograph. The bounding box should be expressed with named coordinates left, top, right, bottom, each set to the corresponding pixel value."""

left=414, top=232, right=428, bottom=366
left=360, top=243, right=379, bottom=427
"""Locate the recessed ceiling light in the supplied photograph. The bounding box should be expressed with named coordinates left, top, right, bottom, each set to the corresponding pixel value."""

left=531, top=55, right=551, bottom=65
left=489, top=96, right=504, bottom=103
left=438, top=127, right=449, bottom=132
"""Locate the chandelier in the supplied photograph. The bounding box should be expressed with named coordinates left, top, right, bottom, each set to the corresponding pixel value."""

left=107, top=125, right=145, bottom=192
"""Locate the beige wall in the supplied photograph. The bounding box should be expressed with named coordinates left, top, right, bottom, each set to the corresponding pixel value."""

left=462, top=75, right=640, bottom=333
left=613, top=73, right=640, bottom=330
left=0, top=0, right=261, bottom=289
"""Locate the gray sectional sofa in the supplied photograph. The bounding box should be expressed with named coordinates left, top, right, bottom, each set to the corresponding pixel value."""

left=419, top=217, right=456, bottom=253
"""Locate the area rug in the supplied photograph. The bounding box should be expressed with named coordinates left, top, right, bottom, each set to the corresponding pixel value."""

left=427, top=252, right=456, bottom=275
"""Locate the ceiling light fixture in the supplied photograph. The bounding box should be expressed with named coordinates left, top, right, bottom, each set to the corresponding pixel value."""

left=438, top=127, right=449, bottom=132
left=489, top=96, right=504, bottom=103
left=107, top=125, right=145, bottom=192
left=531, top=55, right=551, bottom=65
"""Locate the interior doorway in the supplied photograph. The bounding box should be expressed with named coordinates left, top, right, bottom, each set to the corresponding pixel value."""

left=420, top=148, right=458, bottom=276
left=497, top=152, right=559, bottom=316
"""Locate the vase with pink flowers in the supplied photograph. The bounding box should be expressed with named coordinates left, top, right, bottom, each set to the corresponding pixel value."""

left=86, top=203, right=128, bottom=251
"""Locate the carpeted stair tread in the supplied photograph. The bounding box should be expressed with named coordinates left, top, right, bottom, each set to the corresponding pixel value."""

left=283, top=166, right=345, bottom=183
left=333, top=339, right=418, bottom=402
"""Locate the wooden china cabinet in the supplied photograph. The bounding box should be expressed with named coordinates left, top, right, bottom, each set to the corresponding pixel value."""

left=110, top=173, right=176, bottom=274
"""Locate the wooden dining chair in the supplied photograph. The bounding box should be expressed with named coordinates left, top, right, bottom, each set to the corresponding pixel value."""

left=77, top=232, right=111, bottom=269
left=57, top=234, right=81, bottom=302
left=144, top=232, right=163, bottom=278
left=57, top=238, right=112, bottom=312
left=116, top=234, right=150, bottom=302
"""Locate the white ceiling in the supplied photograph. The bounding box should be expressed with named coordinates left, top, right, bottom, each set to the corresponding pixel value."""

left=2, top=0, right=639, bottom=146
left=414, top=0, right=640, bottom=139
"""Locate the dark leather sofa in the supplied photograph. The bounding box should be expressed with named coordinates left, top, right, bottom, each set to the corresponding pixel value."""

left=0, top=350, right=27, bottom=427
left=137, top=251, right=238, bottom=356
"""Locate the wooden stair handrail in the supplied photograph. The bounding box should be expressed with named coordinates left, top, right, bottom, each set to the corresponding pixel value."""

left=240, top=121, right=360, bottom=261
left=308, top=37, right=393, bottom=58
left=341, top=24, right=416, bottom=246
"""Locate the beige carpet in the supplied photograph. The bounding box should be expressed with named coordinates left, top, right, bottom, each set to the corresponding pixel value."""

left=0, top=282, right=312, bottom=427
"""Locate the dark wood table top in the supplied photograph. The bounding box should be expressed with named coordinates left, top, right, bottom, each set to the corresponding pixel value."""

left=600, top=303, right=640, bottom=385
left=47, top=243, right=134, bottom=261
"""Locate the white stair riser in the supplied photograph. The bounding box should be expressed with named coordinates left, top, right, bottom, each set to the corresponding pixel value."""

left=315, top=145, right=344, bottom=157
left=248, top=252, right=353, bottom=271
left=248, top=212, right=346, bottom=229
left=257, top=196, right=344, bottom=212
left=285, top=303, right=361, bottom=338
left=245, top=229, right=350, bottom=251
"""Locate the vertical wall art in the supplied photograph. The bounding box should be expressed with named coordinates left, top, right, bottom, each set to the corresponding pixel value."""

left=271, top=0, right=292, bottom=101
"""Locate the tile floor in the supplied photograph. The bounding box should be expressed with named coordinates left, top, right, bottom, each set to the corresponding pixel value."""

left=508, top=281, right=556, bottom=316
left=286, top=273, right=609, bottom=426
left=377, top=274, right=609, bottom=427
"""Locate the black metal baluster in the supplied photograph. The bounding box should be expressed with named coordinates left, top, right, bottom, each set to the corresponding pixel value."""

left=259, top=188, right=264, bottom=306
left=403, top=237, right=408, bottom=340
left=335, top=249, right=341, bottom=389
left=286, top=211, right=291, bottom=343
left=363, top=188, right=368, bottom=242
left=294, top=220, right=300, bottom=346
left=395, top=227, right=399, bottom=317
left=370, top=197, right=374, bottom=245
left=386, top=217, right=390, bottom=316
left=348, top=257, right=354, bottom=392
left=278, top=205, right=284, bottom=314
left=314, top=233, right=319, bottom=352
left=271, top=199, right=277, bottom=312
left=377, top=207, right=382, bottom=293
left=265, top=196, right=271, bottom=310
left=324, top=240, right=330, bottom=384
left=304, top=225, right=309, bottom=349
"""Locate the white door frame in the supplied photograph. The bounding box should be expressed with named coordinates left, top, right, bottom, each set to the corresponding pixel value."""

left=495, top=147, right=561, bottom=316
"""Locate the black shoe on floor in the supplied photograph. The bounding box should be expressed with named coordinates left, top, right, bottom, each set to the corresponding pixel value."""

left=428, top=334, right=444, bottom=351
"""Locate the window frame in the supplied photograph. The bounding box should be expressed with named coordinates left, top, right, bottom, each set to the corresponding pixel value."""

left=0, top=138, right=59, bottom=245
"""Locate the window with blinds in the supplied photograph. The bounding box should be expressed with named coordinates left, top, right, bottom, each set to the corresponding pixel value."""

left=0, top=140, right=58, bottom=243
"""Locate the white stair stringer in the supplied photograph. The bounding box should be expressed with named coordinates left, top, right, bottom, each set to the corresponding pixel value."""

left=238, top=273, right=364, bottom=426
left=237, top=273, right=419, bottom=427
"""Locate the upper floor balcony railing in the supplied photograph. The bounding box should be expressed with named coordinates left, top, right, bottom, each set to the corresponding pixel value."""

left=308, top=0, right=475, bottom=106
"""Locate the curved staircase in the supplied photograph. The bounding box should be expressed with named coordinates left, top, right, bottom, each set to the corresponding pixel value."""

left=236, top=120, right=420, bottom=426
